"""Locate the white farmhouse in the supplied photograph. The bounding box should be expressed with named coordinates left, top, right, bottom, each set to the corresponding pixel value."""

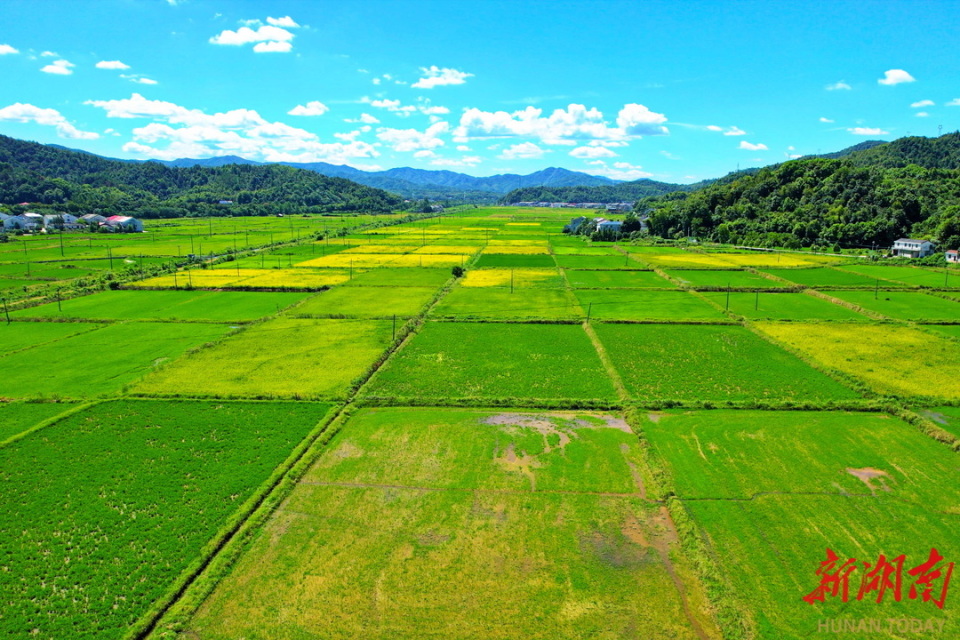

left=103, top=215, right=144, bottom=232
left=892, top=238, right=935, bottom=258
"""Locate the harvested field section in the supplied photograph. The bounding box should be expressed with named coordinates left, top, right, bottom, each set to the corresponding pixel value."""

left=184, top=408, right=719, bottom=640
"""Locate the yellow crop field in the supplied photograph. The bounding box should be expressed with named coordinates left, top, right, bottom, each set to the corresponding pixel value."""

left=755, top=322, right=960, bottom=398
left=340, top=244, right=418, bottom=254
left=295, top=254, right=396, bottom=268
left=718, top=253, right=829, bottom=268
left=461, top=268, right=562, bottom=288
left=131, top=270, right=254, bottom=288
left=640, top=253, right=737, bottom=268
left=506, top=222, right=541, bottom=226
left=240, top=269, right=353, bottom=288
left=481, top=245, right=549, bottom=255
left=411, top=244, right=482, bottom=254
left=386, top=254, right=465, bottom=267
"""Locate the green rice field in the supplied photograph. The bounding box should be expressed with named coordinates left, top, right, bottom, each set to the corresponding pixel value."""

left=5, top=207, right=959, bottom=640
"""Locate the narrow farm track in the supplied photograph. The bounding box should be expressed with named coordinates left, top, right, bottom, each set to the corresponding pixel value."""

left=299, top=479, right=647, bottom=499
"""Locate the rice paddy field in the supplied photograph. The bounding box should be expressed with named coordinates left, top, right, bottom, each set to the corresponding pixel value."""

left=4, top=207, right=959, bottom=640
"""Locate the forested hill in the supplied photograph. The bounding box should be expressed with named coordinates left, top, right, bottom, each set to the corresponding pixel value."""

left=643, top=133, right=960, bottom=251
left=499, top=178, right=691, bottom=204
left=0, top=135, right=403, bottom=217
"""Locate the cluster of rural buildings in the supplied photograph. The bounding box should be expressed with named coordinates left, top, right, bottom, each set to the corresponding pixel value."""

left=0, top=212, right=143, bottom=233
left=567, top=216, right=627, bottom=234
left=516, top=202, right=634, bottom=212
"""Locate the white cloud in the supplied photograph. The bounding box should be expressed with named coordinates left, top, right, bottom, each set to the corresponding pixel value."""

left=96, top=60, right=130, bottom=70
left=86, top=93, right=379, bottom=164
left=40, top=51, right=58, bottom=57
left=413, top=149, right=437, bottom=158
left=371, top=77, right=381, bottom=85
left=616, top=103, right=668, bottom=136
left=430, top=156, right=481, bottom=167
left=582, top=160, right=652, bottom=181
left=878, top=69, right=915, bottom=85
left=288, top=101, right=329, bottom=116
left=362, top=97, right=417, bottom=116
left=706, top=125, right=723, bottom=132
left=412, top=66, right=473, bottom=89
left=825, top=81, right=851, bottom=91
left=911, top=99, right=935, bottom=108
left=266, top=16, right=299, bottom=28
left=456, top=145, right=471, bottom=151
left=0, top=44, right=18, bottom=55
left=848, top=127, right=889, bottom=135
left=133, top=77, right=158, bottom=85
left=723, top=126, right=746, bottom=136
left=660, top=150, right=679, bottom=160
left=344, top=112, right=380, bottom=124
left=0, top=102, right=99, bottom=139
left=499, top=142, right=548, bottom=159
left=210, top=24, right=295, bottom=52
left=254, top=41, right=292, bottom=53
left=376, top=121, right=449, bottom=151
left=570, top=145, right=616, bottom=159
left=916, top=111, right=929, bottom=117
left=739, top=141, right=768, bottom=150
left=419, top=105, right=450, bottom=115
left=455, top=102, right=667, bottom=144
left=40, top=59, right=74, bottom=75
left=819, top=117, right=834, bottom=123
left=334, top=130, right=363, bottom=141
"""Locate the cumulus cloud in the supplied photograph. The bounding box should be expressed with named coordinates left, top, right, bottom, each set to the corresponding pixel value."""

left=499, top=142, right=548, bottom=159
left=819, top=117, right=834, bottom=123
left=266, top=16, right=299, bottom=28
left=40, top=59, right=74, bottom=75
left=362, top=97, right=417, bottom=116
left=412, top=66, right=473, bottom=89
left=947, top=99, right=960, bottom=107
left=915, top=111, right=929, bottom=117
left=413, top=149, right=437, bottom=159
left=848, top=127, right=889, bottom=135
left=878, top=69, right=915, bottom=85
left=210, top=21, right=298, bottom=52
left=455, top=102, right=667, bottom=145
left=616, top=103, right=669, bottom=136
left=253, top=41, right=292, bottom=53
left=288, top=101, right=329, bottom=116
left=456, top=145, right=471, bottom=151
left=0, top=44, right=20, bottom=55
left=825, top=81, right=851, bottom=91
left=911, top=99, right=934, bottom=108
left=96, top=60, right=130, bottom=70
left=376, top=121, right=449, bottom=151
left=85, top=93, right=378, bottom=164
left=582, top=160, right=652, bottom=181
left=723, top=126, right=746, bottom=136
left=345, top=113, right=380, bottom=124
left=739, top=141, right=768, bottom=151
left=570, top=145, right=616, bottom=159
left=120, top=74, right=157, bottom=85
left=0, top=102, right=99, bottom=139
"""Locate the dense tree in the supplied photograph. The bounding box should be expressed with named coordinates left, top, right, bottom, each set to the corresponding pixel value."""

left=0, top=135, right=403, bottom=217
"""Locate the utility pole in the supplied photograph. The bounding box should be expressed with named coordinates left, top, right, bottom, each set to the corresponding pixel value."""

left=392, top=314, right=397, bottom=341
left=56, top=288, right=62, bottom=313
left=586, top=302, right=592, bottom=322
left=3, top=297, right=9, bottom=324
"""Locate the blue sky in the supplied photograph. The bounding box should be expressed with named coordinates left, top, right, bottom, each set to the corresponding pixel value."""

left=0, top=0, right=957, bottom=183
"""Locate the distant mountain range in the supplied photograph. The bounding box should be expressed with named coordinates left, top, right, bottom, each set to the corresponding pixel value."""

left=153, top=156, right=618, bottom=201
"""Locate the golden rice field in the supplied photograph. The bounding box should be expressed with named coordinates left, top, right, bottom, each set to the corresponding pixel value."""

left=754, top=322, right=960, bottom=399
left=460, top=267, right=563, bottom=288
left=480, top=244, right=550, bottom=254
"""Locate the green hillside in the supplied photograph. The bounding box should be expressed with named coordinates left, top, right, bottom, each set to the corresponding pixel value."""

left=0, top=135, right=403, bottom=218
